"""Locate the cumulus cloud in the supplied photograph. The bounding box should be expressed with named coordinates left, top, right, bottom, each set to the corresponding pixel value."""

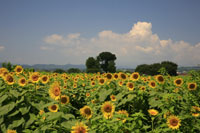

left=0, top=46, right=5, bottom=51
left=42, top=21, right=200, bottom=67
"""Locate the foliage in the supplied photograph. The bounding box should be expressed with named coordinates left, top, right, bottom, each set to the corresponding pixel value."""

left=135, top=61, right=178, bottom=76
left=97, top=52, right=117, bottom=73
left=67, top=68, right=81, bottom=73
left=53, top=69, right=66, bottom=73
left=0, top=66, right=200, bottom=133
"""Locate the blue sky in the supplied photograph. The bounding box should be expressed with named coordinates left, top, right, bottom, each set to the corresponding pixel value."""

left=0, top=0, right=200, bottom=67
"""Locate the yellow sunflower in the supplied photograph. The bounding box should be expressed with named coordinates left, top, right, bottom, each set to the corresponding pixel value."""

left=118, top=81, right=123, bottom=86
left=155, top=75, right=165, bottom=84
left=110, top=95, right=116, bottom=101
left=119, top=72, right=127, bottom=80
left=117, top=110, right=129, bottom=123
left=167, top=115, right=181, bottom=130
left=60, top=95, right=70, bottom=104
left=85, top=93, right=90, bottom=97
left=148, top=109, right=158, bottom=116
left=71, top=122, right=88, bottom=133
left=49, top=82, right=61, bottom=100
left=101, top=101, right=115, bottom=119
left=90, top=81, right=95, bottom=86
left=29, top=72, right=40, bottom=83
left=174, top=78, right=183, bottom=86
left=105, top=73, right=113, bottom=80
left=7, top=130, right=17, bottom=133
left=130, top=72, right=140, bottom=81
left=80, top=106, right=93, bottom=119
left=140, top=86, right=146, bottom=91
left=48, top=104, right=59, bottom=112
left=113, top=73, right=119, bottom=80
left=40, top=75, right=49, bottom=84
left=5, top=74, right=14, bottom=85
left=126, top=82, right=134, bottom=91
left=18, top=77, right=26, bottom=86
left=191, top=106, right=200, bottom=117
left=0, top=67, right=8, bottom=77
left=14, top=65, right=23, bottom=74
left=98, top=78, right=106, bottom=85
left=187, top=82, right=197, bottom=90
left=149, top=81, right=156, bottom=88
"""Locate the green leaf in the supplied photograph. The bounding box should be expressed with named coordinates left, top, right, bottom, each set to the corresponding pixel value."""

left=16, top=96, right=24, bottom=104
left=19, top=106, right=31, bottom=115
left=0, top=117, right=4, bottom=125
left=99, top=89, right=112, bottom=102
left=9, top=89, right=21, bottom=98
left=40, top=124, right=52, bottom=131
left=8, top=110, right=20, bottom=117
left=8, top=117, right=25, bottom=129
left=0, top=94, right=8, bottom=104
left=25, top=113, right=36, bottom=128
left=46, top=112, right=63, bottom=121
left=61, top=120, right=77, bottom=129
left=0, top=102, right=15, bottom=116
left=62, top=114, right=75, bottom=120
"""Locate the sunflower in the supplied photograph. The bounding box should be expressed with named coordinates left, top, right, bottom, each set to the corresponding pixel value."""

left=113, top=73, right=119, bottom=80
left=18, top=77, right=26, bottom=86
left=98, top=78, right=106, bottom=85
left=61, top=95, right=70, bottom=104
left=149, top=81, right=156, bottom=88
left=101, top=101, right=115, bottom=119
left=90, top=81, right=95, bottom=86
left=117, top=110, right=129, bottom=123
left=148, top=109, right=158, bottom=116
left=130, top=72, right=140, bottom=81
left=73, top=83, right=77, bottom=88
left=80, top=106, right=93, bottom=119
left=126, top=82, right=134, bottom=91
left=30, top=72, right=40, bottom=83
left=40, top=75, right=49, bottom=84
left=39, top=110, right=44, bottom=115
left=71, top=122, right=88, bottom=133
left=48, top=104, right=59, bottom=112
left=167, top=115, right=181, bottom=130
left=174, top=78, right=183, bottom=86
left=5, top=74, right=14, bottom=85
left=110, top=95, right=116, bottom=101
left=140, top=86, right=146, bottom=91
left=86, top=93, right=90, bottom=97
left=0, top=67, right=8, bottom=77
left=118, top=81, right=123, bottom=86
left=155, top=75, right=165, bottom=84
left=49, top=82, right=61, bottom=100
left=105, top=73, right=113, bottom=80
left=7, top=130, right=17, bottom=133
left=14, top=65, right=23, bottom=74
left=187, top=82, right=197, bottom=90
left=119, top=72, right=127, bottom=80
left=191, top=106, right=200, bottom=117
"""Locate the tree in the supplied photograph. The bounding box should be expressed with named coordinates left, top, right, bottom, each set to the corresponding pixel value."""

left=1, top=62, right=13, bottom=71
left=85, top=57, right=100, bottom=73
left=161, top=61, right=178, bottom=76
left=54, top=69, right=66, bottom=73
left=67, top=68, right=81, bottom=73
left=97, top=52, right=116, bottom=73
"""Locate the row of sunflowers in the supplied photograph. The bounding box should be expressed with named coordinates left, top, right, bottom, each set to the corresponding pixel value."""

left=0, top=66, right=200, bottom=133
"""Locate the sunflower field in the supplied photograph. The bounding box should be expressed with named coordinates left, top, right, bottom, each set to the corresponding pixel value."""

left=0, top=66, right=200, bottom=133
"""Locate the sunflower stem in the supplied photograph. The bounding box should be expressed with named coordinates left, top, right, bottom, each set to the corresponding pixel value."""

left=151, top=117, right=155, bottom=132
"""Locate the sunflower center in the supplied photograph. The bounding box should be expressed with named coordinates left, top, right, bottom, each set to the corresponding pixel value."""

left=151, top=82, right=155, bottom=86
left=54, top=87, right=60, bottom=96
left=17, top=68, right=22, bottom=72
left=114, top=74, right=118, bottom=78
left=106, top=74, right=112, bottom=79
left=78, top=127, right=86, bottom=133
left=42, top=76, right=47, bottom=81
left=51, top=105, right=57, bottom=110
left=100, top=79, right=104, bottom=83
left=189, top=84, right=195, bottom=89
left=176, top=79, right=181, bottom=84
left=21, top=79, right=25, bottom=84
left=104, top=105, right=112, bottom=113
left=61, top=97, right=67, bottom=103
left=32, top=75, right=39, bottom=81
left=133, top=74, right=138, bottom=79
left=7, top=76, right=14, bottom=82
left=128, top=83, right=133, bottom=88
left=84, top=108, right=91, bottom=115
left=170, top=119, right=178, bottom=126
left=121, top=74, right=126, bottom=79
left=158, top=76, right=164, bottom=82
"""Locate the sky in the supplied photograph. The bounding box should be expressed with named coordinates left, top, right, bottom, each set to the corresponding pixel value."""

left=0, top=0, right=200, bottom=68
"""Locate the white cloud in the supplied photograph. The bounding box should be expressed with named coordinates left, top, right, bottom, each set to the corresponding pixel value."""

left=42, top=21, right=200, bottom=67
left=0, top=46, right=5, bottom=51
